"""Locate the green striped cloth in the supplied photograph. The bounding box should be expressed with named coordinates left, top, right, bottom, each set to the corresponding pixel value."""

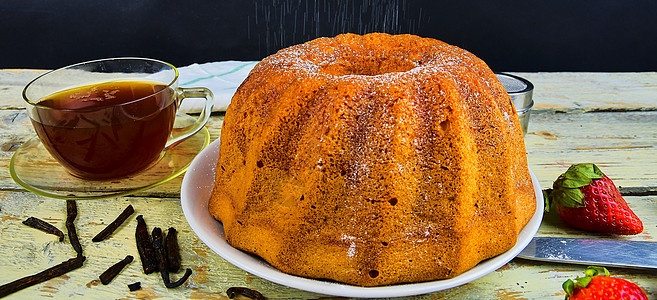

left=178, top=61, right=258, bottom=112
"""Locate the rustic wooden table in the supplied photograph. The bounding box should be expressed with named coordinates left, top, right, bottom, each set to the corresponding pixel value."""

left=0, top=70, right=655, bottom=299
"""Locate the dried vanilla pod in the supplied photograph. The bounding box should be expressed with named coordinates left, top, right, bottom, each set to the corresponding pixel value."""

left=128, top=282, right=142, bottom=291
left=226, top=287, right=266, bottom=300
left=152, top=227, right=192, bottom=288
left=165, top=227, right=181, bottom=272
left=92, top=204, right=134, bottom=242
left=135, top=215, right=158, bottom=274
left=99, top=255, right=134, bottom=285
left=22, top=217, right=64, bottom=242
left=0, top=256, right=85, bottom=297
left=65, top=200, right=83, bottom=257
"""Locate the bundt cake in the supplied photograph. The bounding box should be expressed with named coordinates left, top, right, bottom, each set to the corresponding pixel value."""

left=209, top=33, right=536, bottom=287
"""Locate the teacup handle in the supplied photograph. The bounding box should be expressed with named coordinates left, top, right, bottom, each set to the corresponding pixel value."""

left=165, top=87, right=214, bottom=149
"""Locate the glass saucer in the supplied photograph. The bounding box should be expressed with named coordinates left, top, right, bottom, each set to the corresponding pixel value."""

left=9, top=113, right=210, bottom=200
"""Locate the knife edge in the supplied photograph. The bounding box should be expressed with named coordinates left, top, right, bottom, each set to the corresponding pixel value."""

left=517, top=237, right=657, bottom=270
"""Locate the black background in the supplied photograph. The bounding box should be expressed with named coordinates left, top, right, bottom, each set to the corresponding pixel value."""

left=2, top=0, right=656, bottom=71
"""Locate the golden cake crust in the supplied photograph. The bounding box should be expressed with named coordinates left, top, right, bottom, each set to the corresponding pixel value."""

left=209, top=33, right=536, bottom=286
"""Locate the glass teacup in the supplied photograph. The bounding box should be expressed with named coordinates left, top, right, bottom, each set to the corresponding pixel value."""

left=22, top=57, right=214, bottom=180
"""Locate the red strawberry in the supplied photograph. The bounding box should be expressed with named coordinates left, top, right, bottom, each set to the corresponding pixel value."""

left=563, top=266, right=648, bottom=300
left=545, top=163, right=643, bottom=235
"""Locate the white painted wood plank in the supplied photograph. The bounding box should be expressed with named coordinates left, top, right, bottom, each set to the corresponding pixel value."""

left=513, top=72, right=657, bottom=110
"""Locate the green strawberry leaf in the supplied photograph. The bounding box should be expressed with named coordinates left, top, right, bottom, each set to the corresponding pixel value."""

left=562, top=279, right=575, bottom=297
left=586, top=266, right=610, bottom=277
left=543, top=189, right=552, bottom=213
left=573, top=275, right=593, bottom=288
left=557, top=173, right=591, bottom=188
left=551, top=184, right=586, bottom=208
left=550, top=163, right=605, bottom=208
left=563, top=266, right=611, bottom=299
left=555, top=163, right=605, bottom=189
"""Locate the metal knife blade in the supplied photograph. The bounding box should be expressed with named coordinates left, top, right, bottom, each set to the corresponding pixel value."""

left=517, top=237, right=657, bottom=270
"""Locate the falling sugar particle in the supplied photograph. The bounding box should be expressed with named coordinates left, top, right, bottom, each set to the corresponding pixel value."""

left=250, top=0, right=427, bottom=56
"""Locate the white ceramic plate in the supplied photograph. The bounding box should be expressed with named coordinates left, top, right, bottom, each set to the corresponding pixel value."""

left=181, top=139, right=544, bottom=298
